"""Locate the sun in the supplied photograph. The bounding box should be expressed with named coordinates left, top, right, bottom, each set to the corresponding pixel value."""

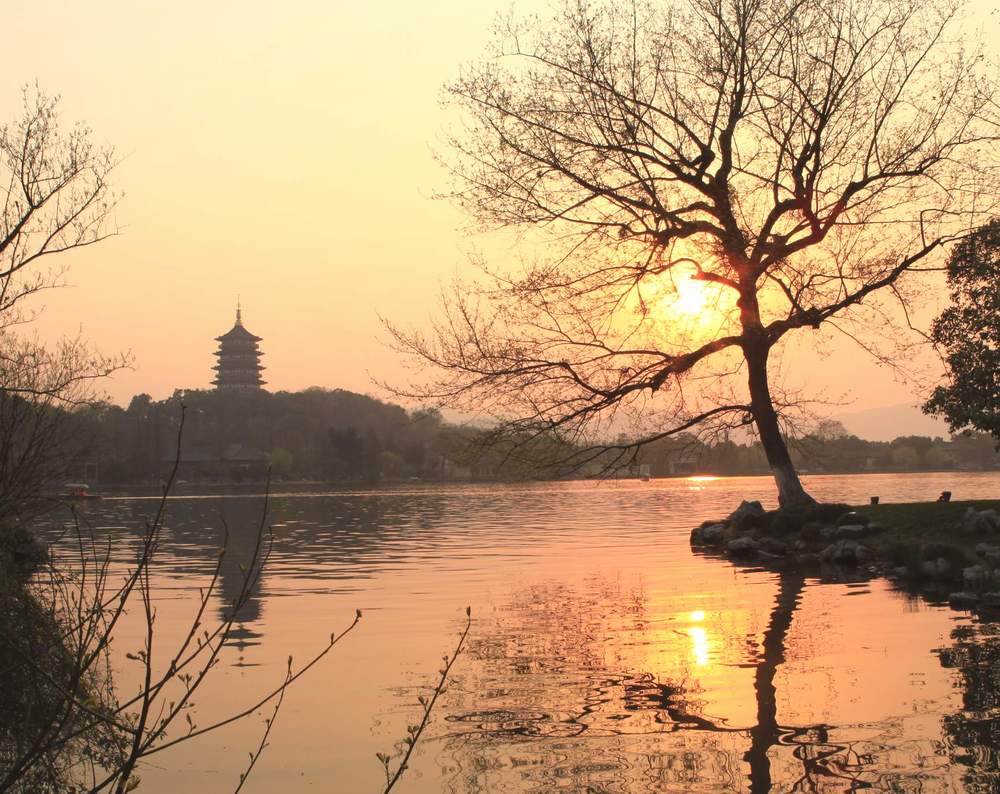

left=673, top=274, right=713, bottom=316
left=652, top=265, right=730, bottom=331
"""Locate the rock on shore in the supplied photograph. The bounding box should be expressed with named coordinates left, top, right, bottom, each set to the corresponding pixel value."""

left=690, top=501, right=1000, bottom=617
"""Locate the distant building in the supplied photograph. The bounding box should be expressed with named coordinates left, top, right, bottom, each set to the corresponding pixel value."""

left=212, top=303, right=266, bottom=390
left=160, top=443, right=271, bottom=482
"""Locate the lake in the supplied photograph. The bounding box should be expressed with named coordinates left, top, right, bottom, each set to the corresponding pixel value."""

left=40, top=472, right=1000, bottom=793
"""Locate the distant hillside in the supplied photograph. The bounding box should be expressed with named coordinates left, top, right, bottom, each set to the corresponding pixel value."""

left=837, top=403, right=951, bottom=442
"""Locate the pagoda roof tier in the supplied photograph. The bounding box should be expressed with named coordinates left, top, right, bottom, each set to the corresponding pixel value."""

left=216, top=325, right=262, bottom=342
left=215, top=347, right=261, bottom=356
left=213, top=380, right=269, bottom=388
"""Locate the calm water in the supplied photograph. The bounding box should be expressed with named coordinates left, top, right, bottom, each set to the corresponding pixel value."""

left=41, top=473, right=1000, bottom=793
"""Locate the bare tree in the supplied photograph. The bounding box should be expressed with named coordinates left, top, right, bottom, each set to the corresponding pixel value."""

left=1, top=86, right=118, bottom=325
left=0, top=87, right=127, bottom=522
left=390, top=0, right=1000, bottom=506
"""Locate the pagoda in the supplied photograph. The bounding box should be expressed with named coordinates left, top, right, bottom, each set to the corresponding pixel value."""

left=212, top=303, right=266, bottom=390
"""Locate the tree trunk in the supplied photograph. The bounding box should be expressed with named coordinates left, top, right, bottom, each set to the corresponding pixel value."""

left=745, top=340, right=815, bottom=508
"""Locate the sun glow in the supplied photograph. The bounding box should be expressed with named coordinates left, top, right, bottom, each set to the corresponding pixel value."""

left=649, top=264, right=734, bottom=336
left=673, top=275, right=713, bottom=316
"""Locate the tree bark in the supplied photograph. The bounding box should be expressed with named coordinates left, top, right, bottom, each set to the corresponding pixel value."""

left=745, top=339, right=815, bottom=508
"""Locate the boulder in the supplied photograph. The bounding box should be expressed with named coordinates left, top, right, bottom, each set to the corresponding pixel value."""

left=921, top=557, right=954, bottom=581
left=701, top=523, right=726, bottom=545
left=834, top=524, right=870, bottom=540
left=758, top=537, right=789, bottom=556
left=948, top=591, right=981, bottom=608
left=727, top=500, right=767, bottom=531
left=819, top=540, right=874, bottom=566
left=975, top=543, right=1000, bottom=567
left=890, top=566, right=910, bottom=580
left=795, top=552, right=820, bottom=566
left=963, top=565, right=990, bottom=590
left=727, top=536, right=760, bottom=557
left=690, top=522, right=726, bottom=546
left=691, top=523, right=723, bottom=545
left=981, top=592, right=1000, bottom=609
left=820, top=526, right=838, bottom=541
left=836, top=511, right=870, bottom=527
left=961, top=508, right=1000, bottom=536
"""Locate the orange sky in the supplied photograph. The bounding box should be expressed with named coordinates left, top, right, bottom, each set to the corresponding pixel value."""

left=6, top=0, right=997, bottom=435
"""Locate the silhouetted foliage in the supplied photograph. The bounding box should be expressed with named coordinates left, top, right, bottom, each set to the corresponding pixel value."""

left=925, top=219, right=1000, bottom=441
left=73, top=388, right=483, bottom=485
left=55, top=387, right=1000, bottom=486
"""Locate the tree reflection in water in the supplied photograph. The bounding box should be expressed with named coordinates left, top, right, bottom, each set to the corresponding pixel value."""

left=435, top=573, right=982, bottom=793
left=938, top=619, right=1000, bottom=793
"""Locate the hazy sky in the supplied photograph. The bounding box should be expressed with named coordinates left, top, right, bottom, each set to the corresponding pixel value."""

left=6, top=0, right=997, bottom=436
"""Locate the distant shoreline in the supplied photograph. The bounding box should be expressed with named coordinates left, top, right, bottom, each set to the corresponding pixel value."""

left=75, top=467, right=1000, bottom=498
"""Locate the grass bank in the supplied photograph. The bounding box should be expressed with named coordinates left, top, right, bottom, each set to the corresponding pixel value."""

left=857, top=500, right=1000, bottom=569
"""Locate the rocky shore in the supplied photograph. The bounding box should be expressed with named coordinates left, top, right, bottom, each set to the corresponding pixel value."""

left=690, top=500, right=1000, bottom=616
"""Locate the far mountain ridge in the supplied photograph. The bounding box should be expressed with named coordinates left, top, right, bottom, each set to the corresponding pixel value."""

left=837, top=403, right=952, bottom=442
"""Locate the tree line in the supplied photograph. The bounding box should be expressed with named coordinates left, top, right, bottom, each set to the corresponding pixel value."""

left=68, top=388, right=468, bottom=485
left=634, top=423, right=1000, bottom=478
left=56, top=388, right=1000, bottom=488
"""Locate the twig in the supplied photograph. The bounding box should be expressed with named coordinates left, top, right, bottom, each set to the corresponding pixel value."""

left=379, top=607, right=472, bottom=793
left=235, top=657, right=293, bottom=793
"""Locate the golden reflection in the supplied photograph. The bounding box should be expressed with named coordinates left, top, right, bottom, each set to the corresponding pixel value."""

left=688, top=626, right=710, bottom=666
left=687, top=475, right=720, bottom=482
left=687, top=610, right=710, bottom=666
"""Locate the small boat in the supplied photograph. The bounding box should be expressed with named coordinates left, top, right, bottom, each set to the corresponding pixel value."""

left=63, top=483, right=102, bottom=501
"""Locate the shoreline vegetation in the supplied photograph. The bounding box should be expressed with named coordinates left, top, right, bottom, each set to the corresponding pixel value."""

left=50, top=388, right=1000, bottom=489
left=691, top=499, right=1000, bottom=616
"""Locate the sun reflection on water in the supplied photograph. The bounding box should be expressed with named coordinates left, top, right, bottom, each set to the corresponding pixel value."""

left=687, top=610, right=710, bottom=666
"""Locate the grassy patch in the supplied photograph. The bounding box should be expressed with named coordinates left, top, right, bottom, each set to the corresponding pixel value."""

left=856, top=500, right=1000, bottom=569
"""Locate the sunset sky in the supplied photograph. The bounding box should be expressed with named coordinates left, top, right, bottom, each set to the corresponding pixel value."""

left=7, top=0, right=997, bottom=437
